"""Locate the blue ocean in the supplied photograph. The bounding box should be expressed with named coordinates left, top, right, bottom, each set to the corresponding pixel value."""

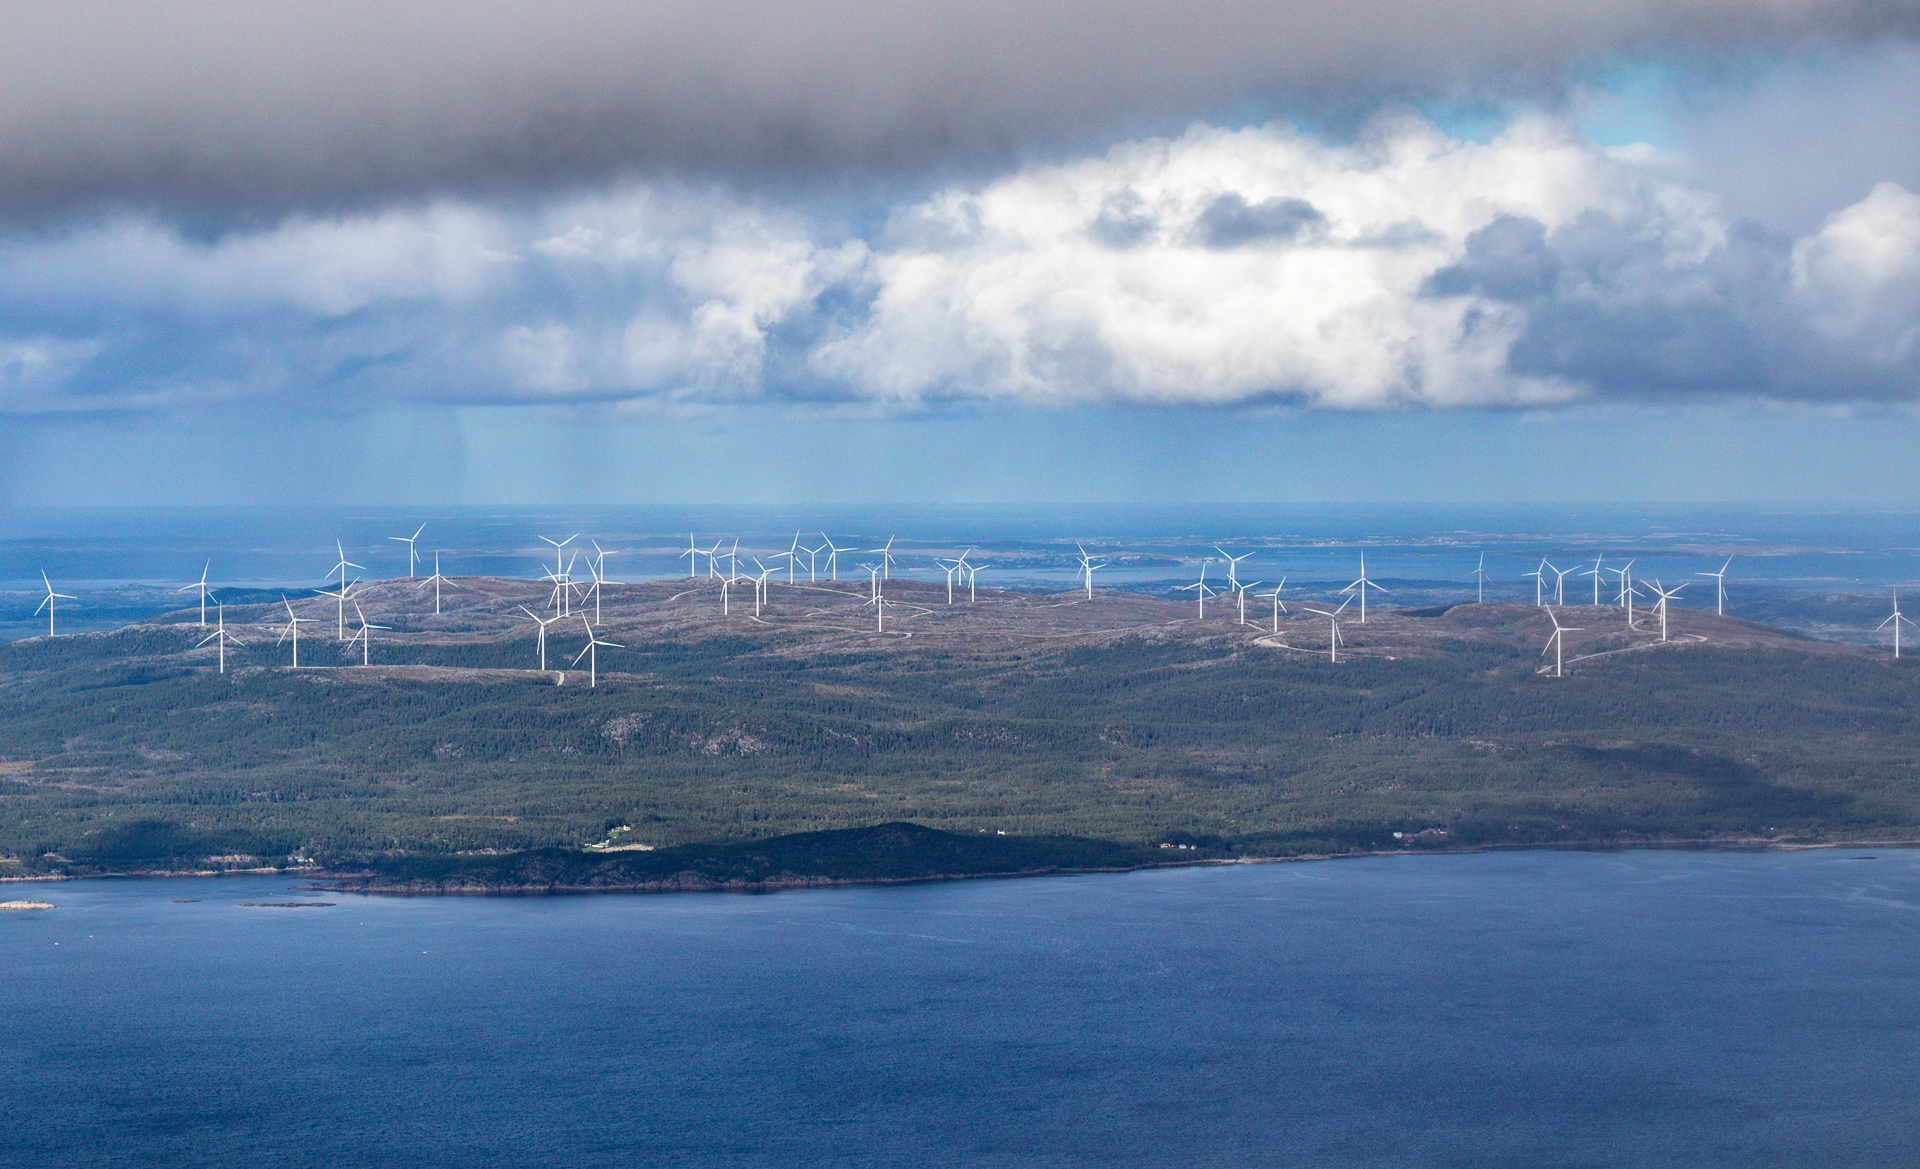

left=5, top=849, right=1917, bottom=1167
left=3, top=501, right=1917, bottom=594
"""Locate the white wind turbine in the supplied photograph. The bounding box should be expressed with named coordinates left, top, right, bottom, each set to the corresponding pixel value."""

left=572, top=620, right=621, bottom=688
left=539, top=534, right=577, bottom=580
left=275, top=598, right=310, bottom=667
left=1257, top=578, right=1289, bottom=632
left=725, top=538, right=739, bottom=580
left=1300, top=599, right=1350, bottom=663
left=1550, top=563, right=1572, bottom=606
left=1076, top=545, right=1107, bottom=599
left=585, top=541, right=617, bottom=624
left=1236, top=581, right=1261, bottom=625
left=1582, top=556, right=1605, bottom=606
left=34, top=571, right=75, bottom=637
left=1525, top=559, right=1548, bottom=606
left=1698, top=557, right=1732, bottom=616
left=1341, top=554, right=1388, bottom=623
left=1213, top=547, right=1252, bottom=594
left=1879, top=590, right=1914, bottom=658
left=1176, top=563, right=1216, bottom=619
left=179, top=560, right=213, bottom=626
left=862, top=563, right=881, bottom=605
left=821, top=535, right=847, bottom=582
left=680, top=533, right=704, bottom=579
left=389, top=523, right=426, bottom=578
left=346, top=601, right=390, bottom=667
left=316, top=578, right=360, bottom=641
left=957, top=549, right=978, bottom=602
left=800, top=541, right=824, bottom=582
left=519, top=605, right=559, bottom=671
left=196, top=600, right=245, bottom=674
left=1646, top=579, right=1686, bottom=642
left=1614, top=560, right=1636, bottom=608
left=325, top=540, right=365, bottom=638
left=752, top=560, right=773, bottom=617
left=784, top=532, right=802, bottom=583
left=868, top=536, right=898, bottom=580
left=936, top=557, right=961, bottom=604
left=864, top=590, right=888, bottom=633
left=1470, top=553, right=1488, bottom=604
left=1542, top=609, right=1583, bottom=677
left=707, top=539, right=727, bottom=579
left=418, top=551, right=454, bottom=615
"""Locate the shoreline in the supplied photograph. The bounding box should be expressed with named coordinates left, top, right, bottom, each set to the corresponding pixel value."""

left=6, top=836, right=1915, bottom=894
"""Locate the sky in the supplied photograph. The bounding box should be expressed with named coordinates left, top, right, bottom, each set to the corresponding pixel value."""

left=4, top=2, right=1920, bottom=507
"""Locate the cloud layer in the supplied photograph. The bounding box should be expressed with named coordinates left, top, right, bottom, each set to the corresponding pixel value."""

left=3, top=1, right=1916, bottom=219
left=5, top=115, right=1919, bottom=416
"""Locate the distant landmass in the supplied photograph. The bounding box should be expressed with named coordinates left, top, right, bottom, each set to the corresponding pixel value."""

left=1, top=575, right=1915, bottom=885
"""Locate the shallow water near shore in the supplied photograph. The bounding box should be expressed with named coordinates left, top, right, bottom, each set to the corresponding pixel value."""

left=5, top=848, right=1918, bottom=1167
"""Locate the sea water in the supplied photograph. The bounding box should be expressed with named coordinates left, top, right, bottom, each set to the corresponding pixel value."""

left=4, top=848, right=1917, bottom=1167
left=4, top=502, right=1920, bottom=593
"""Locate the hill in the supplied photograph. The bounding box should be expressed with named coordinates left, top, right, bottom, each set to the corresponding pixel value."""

left=0, top=574, right=1915, bottom=879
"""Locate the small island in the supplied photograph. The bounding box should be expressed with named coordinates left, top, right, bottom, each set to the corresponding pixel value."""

left=0, top=900, right=55, bottom=910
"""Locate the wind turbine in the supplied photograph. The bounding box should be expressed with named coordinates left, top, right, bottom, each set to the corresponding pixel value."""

left=936, top=558, right=961, bottom=604
left=417, top=551, right=454, bottom=615
left=1300, top=599, right=1350, bottom=663
left=800, top=541, right=824, bottom=582
left=1646, top=579, right=1686, bottom=642
left=1582, top=556, right=1605, bottom=607
left=1257, top=578, right=1289, bottom=632
left=752, top=560, right=772, bottom=617
left=957, top=549, right=977, bottom=602
left=1525, top=559, right=1548, bottom=607
left=1213, top=547, right=1252, bottom=594
left=275, top=598, right=309, bottom=667
left=325, top=540, right=365, bottom=636
left=1341, top=554, right=1388, bottom=623
left=1079, top=553, right=1106, bottom=600
left=178, top=561, right=213, bottom=626
left=863, top=563, right=882, bottom=605
left=785, top=532, right=802, bottom=584
left=585, top=541, right=616, bottom=624
left=519, top=605, right=559, bottom=671
left=1550, top=563, right=1572, bottom=606
left=388, top=523, right=426, bottom=578
left=34, top=572, right=75, bottom=637
left=680, top=533, right=704, bottom=579
left=868, top=536, right=897, bottom=580
left=707, top=539, right=727, bottom=579
left=1236, top=581, right=1261, bottom=625
left=346, top=601, right=390, bottom=666
left=1879, top=590, right=1914, bottom=658
left=1698, top=557, right=1732, bottom=616
left=865, top=591, right=888, bottom=633
left=572, top=620, right=621, bottom=688
left=1614, top=560, right=1636, bottom=608
left=538, top=534, right=577, bottom=579
left=1542, top=609, right=1583, bottom=677
left=1176, top=563, right=1215, bottom=619
left=316, top=578, right=360, bottom=640
left=1471, top=554, right=1488, bottom=604
left=196, top=601, right=245, bottom=673
left=821, top=535, right=847, bottom=582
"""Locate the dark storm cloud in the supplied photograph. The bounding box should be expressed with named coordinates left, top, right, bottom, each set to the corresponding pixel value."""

left=2, top=1, right=1917, bottom=223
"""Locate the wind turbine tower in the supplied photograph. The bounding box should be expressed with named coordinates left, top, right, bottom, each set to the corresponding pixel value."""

left=1471, top=554, right=1487, bottom=604
left=519, top=606, right=559, bottom=671
left=347, top=601, right=391, bottom=666
left=196, top=601, right=245, bottom=673
left=1646, top=580, right=1686, bottom=642
left=179, top=561, right=213, bottom=626
left=572, top=621, right=621, bottom=688
left=276, top=598, right=309, bottom=667
left=1258, top=579, right=1289, bottom=632
left=389, top=523, right=426, bottom=578
left=1542, top=609, right=1583, bottom=678
left=1879, top=590, right=1914, bottom=658
left=1342, top=554, right=1388, bottom=623
left=1301, top=600, right=1349, bottom=663
left=34, top=572, right=75, bottom=637
left=1699, top=558, right=1732, bottom=616
left=1176, top=563, right=1215, bottom=619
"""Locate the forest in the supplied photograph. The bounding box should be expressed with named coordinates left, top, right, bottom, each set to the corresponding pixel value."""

left=1, top=595, right=1915, bottom=876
